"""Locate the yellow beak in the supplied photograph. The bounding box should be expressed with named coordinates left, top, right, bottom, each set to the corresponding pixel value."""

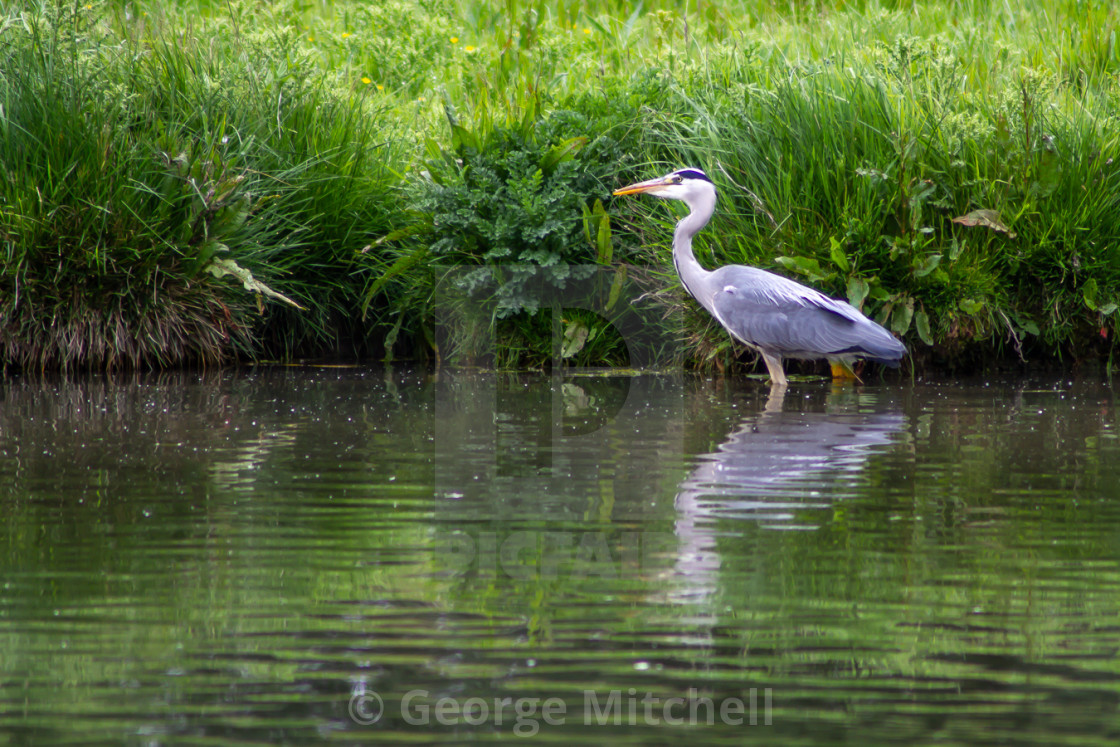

left=613, top=175, right=673, bottom=196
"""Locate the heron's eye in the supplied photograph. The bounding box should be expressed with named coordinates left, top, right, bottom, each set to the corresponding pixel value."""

left=671, top=175, right=682, bottom=184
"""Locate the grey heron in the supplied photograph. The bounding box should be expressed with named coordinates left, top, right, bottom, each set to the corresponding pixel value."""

left=613, top=168, right=906, bottom=387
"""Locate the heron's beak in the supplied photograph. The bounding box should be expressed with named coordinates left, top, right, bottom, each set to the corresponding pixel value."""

left=613, top=175, right=672, bottom=196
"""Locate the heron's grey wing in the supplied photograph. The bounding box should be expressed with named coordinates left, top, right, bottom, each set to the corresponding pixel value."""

left=708, top=266, right=905, bottom=363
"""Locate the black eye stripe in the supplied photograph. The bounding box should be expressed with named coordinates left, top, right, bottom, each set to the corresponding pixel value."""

left=671, top=169, right=711, bottom=183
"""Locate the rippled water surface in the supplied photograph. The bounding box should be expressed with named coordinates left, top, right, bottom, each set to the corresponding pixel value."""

left=2, top=368, right=1118, bottom=744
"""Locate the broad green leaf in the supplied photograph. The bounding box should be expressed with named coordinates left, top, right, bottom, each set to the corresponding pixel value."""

left=1032, top=145, right=1061, bottom=198
left=829, top=237, right=850, bottom=272
left=518, top=96, right=539, bottom=135
left=562, top=320, right=590, bottom=358
left=775, top=255, right=826, bottom=282
left=959, top=298, right=985, bottom=315
left=450, top=122, right=478, bottom=156
left=606, top=265, right=627, bottom=311
left=952, top=209, right=1017, bottom=238
left=595, top=202, right=612, bottom=265
left=581, top=203, right=595, bottom=249
left=868, top=283, right=891, bottom=302
left=891, top=298, right=914, bottom=335
left=949, top=236, right=964, bottom=261
left=847, top=277, right=869, bottom=309
left=206, top=258, right=305, bottom=310
left=914, top=309, right=934, bottom=345
left=912, top=253, right=942, bottom=278
left=423, top=137, right=442, bottom=162
left=1083, top=278, right=1099, bottom=311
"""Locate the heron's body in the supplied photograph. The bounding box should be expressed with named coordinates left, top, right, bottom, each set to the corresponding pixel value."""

left=614, top=168, right=906, bottom=386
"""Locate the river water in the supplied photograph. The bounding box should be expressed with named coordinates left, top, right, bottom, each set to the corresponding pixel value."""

left=1, top=368, right=1117, bottom=744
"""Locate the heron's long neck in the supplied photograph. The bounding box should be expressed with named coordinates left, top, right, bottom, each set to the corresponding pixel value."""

left=672, top=195, right=716, bottom=311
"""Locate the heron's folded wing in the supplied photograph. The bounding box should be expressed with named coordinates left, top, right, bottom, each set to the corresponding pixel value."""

left=708, top=267, right=903, bottom=362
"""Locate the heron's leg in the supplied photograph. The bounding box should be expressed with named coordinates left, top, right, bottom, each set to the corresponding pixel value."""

left=761, top=352, right=787, bottom=387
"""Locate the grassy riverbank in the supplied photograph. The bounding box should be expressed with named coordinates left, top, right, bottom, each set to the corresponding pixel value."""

left=1, top=0, right=1118, bottom=372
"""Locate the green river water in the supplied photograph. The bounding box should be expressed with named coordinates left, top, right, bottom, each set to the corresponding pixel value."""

left=1, top=369, right=1118, bottom=745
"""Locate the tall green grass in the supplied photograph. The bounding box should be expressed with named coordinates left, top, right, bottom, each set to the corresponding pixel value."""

left=1, top=0, right=1118, bottom=370
left=1, top=1, right=403, bottom=368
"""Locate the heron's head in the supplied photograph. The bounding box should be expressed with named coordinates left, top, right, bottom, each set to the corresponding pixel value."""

left=613, top=168, right=715, bottom=203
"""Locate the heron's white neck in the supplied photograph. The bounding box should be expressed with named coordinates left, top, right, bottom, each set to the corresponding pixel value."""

left=671, top=187, right=717, bottom=312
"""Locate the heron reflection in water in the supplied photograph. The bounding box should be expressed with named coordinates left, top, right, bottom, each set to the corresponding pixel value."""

left=669, top=386, right=909, bottom=610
